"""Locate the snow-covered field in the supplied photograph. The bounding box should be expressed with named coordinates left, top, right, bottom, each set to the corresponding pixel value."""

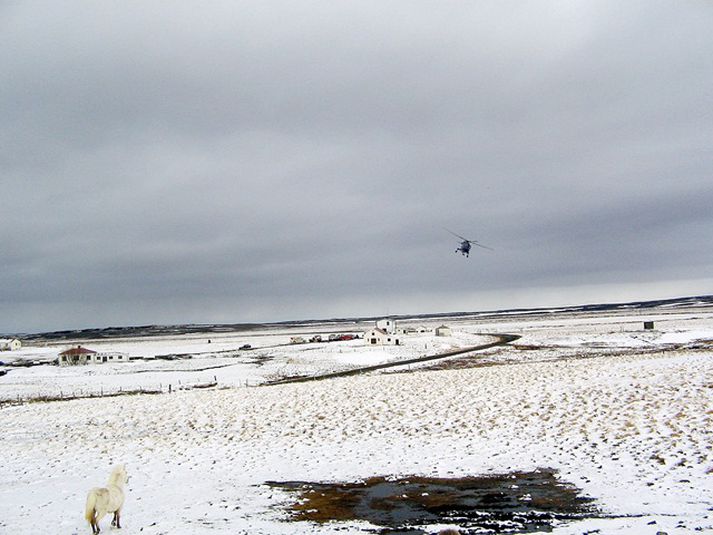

left=1, top=308, right=712, bottom=534
left=0, top=326, right=489, bottom=402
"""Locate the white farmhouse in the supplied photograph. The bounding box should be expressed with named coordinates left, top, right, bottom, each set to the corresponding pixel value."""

left=364, top=328, right=401, bottom=346
left=58, top=346, right=128, bottom=366
left=58, top=346, right=97, bottom=366
left=0, top=338, right=22, bottom=351
left=376, top=318, right=397, bottom=334
left=435, top=325, right=452, bottom=337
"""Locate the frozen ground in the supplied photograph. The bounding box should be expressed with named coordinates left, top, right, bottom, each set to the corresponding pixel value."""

left=1, top=307, right=712, bottom=534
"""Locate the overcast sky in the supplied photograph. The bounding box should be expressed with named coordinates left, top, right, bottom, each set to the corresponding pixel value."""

left=2, top=1, right=712, bottom=333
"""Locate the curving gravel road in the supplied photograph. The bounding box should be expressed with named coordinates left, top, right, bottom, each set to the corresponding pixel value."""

left=266, top=333, right=520, bottom=385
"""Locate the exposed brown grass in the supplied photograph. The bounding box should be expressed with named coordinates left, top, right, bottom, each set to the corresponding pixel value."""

left=268, top=470, right=596, bottom=529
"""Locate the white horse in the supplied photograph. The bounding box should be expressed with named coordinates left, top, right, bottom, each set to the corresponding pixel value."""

left=85, top=464, right=128, bottom=534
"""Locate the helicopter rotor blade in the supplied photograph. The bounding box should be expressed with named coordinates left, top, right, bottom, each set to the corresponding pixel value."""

left=468, top=240, right=494, bottom=251
left=443, top=227, right=469, bottom=242
left=445, top=228, right=493, bottom=251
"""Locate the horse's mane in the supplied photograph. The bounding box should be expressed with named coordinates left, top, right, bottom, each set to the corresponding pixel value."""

left=107, top=464, right=126, bottom=486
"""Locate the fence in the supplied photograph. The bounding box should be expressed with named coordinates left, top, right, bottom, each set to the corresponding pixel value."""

left=0, top=376, right=259, bottom=406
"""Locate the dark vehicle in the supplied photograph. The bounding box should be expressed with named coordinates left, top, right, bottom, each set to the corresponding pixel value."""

left=239, top=344, right=252, bottom=350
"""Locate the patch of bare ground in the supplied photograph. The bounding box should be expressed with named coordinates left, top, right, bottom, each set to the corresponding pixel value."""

left=268, top=469, right=598, bottom=534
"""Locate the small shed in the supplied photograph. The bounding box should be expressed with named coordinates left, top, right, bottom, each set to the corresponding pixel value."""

left=0, top=338, right=22, bottom=351
left=643, top=321, right=655, bottom=330
left=435, top=325, right=452, bottom=337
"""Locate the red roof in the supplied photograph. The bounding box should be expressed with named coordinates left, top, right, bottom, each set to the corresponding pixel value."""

left=59, top=346, right=97, bottom=356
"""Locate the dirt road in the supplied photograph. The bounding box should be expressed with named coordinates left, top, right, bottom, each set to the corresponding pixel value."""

left=266, top=333, right=520, bottom=385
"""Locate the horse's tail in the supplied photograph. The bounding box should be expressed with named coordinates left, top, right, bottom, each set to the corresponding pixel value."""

left=85, top=489, right=97, bottom=526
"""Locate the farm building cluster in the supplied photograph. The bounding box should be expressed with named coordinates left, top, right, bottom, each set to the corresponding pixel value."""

left=286, top=320, right=454, bottom=348
left=364, top=319, right=453, bottom=346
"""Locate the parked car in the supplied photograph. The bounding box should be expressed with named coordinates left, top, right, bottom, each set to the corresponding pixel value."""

left=239, top=344, right=252, bottom=350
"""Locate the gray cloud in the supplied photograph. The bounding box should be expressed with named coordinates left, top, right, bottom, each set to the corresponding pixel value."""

left=2, top=0, right=713, bottom=332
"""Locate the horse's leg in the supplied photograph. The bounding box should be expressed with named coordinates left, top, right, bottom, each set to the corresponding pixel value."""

left=111, top=511, right=116, bottom=527
left=115, top=508, right=121, bottom=528
left=95, top=510, right=107, bottom=534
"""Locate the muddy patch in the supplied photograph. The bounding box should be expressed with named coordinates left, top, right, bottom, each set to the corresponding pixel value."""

left=267, top=469, right=597, bottom=534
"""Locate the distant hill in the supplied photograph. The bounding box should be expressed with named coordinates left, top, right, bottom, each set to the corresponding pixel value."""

left=11, top=294, right=713, bottom=341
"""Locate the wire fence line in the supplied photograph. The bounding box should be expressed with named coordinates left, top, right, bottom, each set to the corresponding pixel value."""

left=0, top=376, right=262, bottom=406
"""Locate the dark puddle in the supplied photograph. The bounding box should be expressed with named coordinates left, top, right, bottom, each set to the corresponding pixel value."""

left=267, top=469, right=598, bottom=534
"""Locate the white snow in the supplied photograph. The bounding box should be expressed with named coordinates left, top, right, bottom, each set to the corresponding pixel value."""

left=0, top=329, right=491, bottom=402
left=1, top=307, right=712, bottom=534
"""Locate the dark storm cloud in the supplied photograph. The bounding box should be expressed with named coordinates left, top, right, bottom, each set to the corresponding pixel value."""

left=2, top=1, right=713, bottom=332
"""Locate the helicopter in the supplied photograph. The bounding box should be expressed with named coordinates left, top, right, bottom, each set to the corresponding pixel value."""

left=445, top=228, right=493, bottom=257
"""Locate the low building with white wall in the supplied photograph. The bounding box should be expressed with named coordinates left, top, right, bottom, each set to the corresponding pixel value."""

left=0, top=338, right=22, bottom=351
left=435, top=325, right=452, bottom=337
left=93, top=351, right=129, bottom=364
